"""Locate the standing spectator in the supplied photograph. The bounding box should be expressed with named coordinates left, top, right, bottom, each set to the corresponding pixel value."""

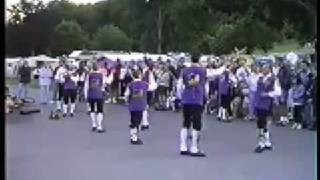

left=276, top=59, right=292, bottom=126
left=309, top=75, right=316, bottom=130
left=39, top=63, right=53, bottom=104
left=111, top=58, right=122, bottom=103
left=156, top=64, right=171, bottom=108
left=297, top=61, right=313, bottom=128
left=76, top=61, right=88, bottom=102
left=167, top=59, right=176, bottom=93
left=54, top=61, right=66, bottom=111
left=291, top=78, right=306, bottom=130
left=52, top=61, right=64, bottom=103
left=16, top=60, right=32, bottom=102
left=246, top=64, right=259, bottom=121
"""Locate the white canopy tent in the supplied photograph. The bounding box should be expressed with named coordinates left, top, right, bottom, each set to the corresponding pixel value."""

left=27, top=55, right=59, bottom=67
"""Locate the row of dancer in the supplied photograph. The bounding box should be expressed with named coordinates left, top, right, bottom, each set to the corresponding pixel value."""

left=52, top=54, right=287, bottom=157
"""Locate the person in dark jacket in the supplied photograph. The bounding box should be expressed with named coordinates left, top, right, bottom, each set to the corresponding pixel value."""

left=297, top=61, right=313, bottom=128
left=16, top=60, right=32, bottom=102
left=111, top=58, right=122, bottom=103
left=276, top=60, right=292, bottom=126
left=290, top=78, right=306, bottom=130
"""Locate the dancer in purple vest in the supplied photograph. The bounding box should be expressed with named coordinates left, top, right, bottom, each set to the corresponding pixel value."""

left=125, top=70, right=149, bottom=145
left=254, top=64, right=281, bottom=153
left=217, top=69, right=233, bottom=122
left=62, top=65, right=79, bottom=117
left=178, top=54, right=207, bottom=157
left=84, top=63, right=106, bottom=133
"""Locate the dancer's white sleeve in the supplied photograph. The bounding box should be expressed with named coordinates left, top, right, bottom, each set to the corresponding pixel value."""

left=70, top=74, right=79, bottom=83
left=124, top=87, right=130, bottom=102
left=268, top=79, right=282, bottom=98
left=176, top=77, right=184, bottom=99
left=205, top=81, right=209, bottom=98
left=84, top=76, right=89, bottom=100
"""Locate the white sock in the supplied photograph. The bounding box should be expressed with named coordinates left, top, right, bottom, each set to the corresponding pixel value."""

left=56, top=101, right=61, bottom=110
left=90, top=113, right=97, bottom=128
left=222, top=108, right=226, bottom=120
left=87, top=103, right=91, bottom=112
left=141, top=110, right=149, bottom=126
left=217, top=107, right=222, bottom=118
left=180, top=128, right=188, bottom=152
left=264, top=131, right=272, bottom=147
left=63, top=104, right=68, bottom=114
left=257, top=129, right=265, bottom=147
left=96, top=113, right=103, bottom=130
left=130, top=127, right=138, bottom=141
left=279, top=116, right=284, bottom=122
left=190, top=129, right=199, bottom=153
left=70, top=103, right=75, bottom=114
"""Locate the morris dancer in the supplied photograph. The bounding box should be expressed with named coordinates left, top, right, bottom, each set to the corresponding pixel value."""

left=254, top=64, right=281, bottom=153
left=178, top=54, right=207, bottom=157
left=84, top=63, right=106, bottom=133
left=62, top=65, right=79, bottom=117
left=125, top=70, right=149, bottom=144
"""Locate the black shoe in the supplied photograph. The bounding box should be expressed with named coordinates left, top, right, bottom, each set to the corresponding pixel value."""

left=91, top=127, right=97, bottom=132
left=189, top=151, right=206, bottom=157
left=62, top=113, right=67, bottom=117
left=302, top=124, right=308, bottom=129
left=180, top=151, right=190, bottom=155
left=223, top=119, right=232, bottom=123
left=309, top=125, right=316, bottom=131
left=141, top=125, right=149, bottom=131
left=70, top=113, right=74, bottom=117
left=264, top=145, right=273, bottom=151
left=97, top=129, right=105, bottom=133
left=131, top=139, right=143, bottom=145
left=279, top=122, right=287, bottom=127
left=217, top=117, right=221, bottom=121
left=57, top=109, right=62, bottom=113
left=254, top=146, right=265, bottom=153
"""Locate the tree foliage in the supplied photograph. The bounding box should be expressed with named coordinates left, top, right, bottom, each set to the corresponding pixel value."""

left=91, top=25, right=132, bottom=51
left=5, top=0, right=316, bottom=57
left=52, top=20, right=89, bottom=55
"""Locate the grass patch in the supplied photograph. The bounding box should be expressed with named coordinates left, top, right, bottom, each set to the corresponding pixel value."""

left=6, top=78, right=39, bottom=89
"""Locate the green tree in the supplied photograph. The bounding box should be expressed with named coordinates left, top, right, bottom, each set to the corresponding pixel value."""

left=52, top=20, right=89, bottom=55
left=92, top=25, right=132, bottom=51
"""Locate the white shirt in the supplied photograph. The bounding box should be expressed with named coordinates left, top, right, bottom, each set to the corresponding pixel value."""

left=39, top=67, right=53, bottom=86
left=247, top=72, right=259, bottom=92
left=54, top=66, right=66, bottom=83
left=236, top=66, right=249, bottom=82
left=78, top=71, right=87, bottom=82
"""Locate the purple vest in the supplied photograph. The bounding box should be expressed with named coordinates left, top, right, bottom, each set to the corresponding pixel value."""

left=128, top=81, right=148, bottom=111
left=88, top=72, right=103, bottom=100
left=64, top=74, right=77, bottom=90
left=181, top=66, right=206, bottom=106
left=218, top=73, right=231, bottom=96
left=254, top=75, right=275, bottom=110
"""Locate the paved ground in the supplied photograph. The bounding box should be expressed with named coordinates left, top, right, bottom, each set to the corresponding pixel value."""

left=6, top=87, right=317, bottom=180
